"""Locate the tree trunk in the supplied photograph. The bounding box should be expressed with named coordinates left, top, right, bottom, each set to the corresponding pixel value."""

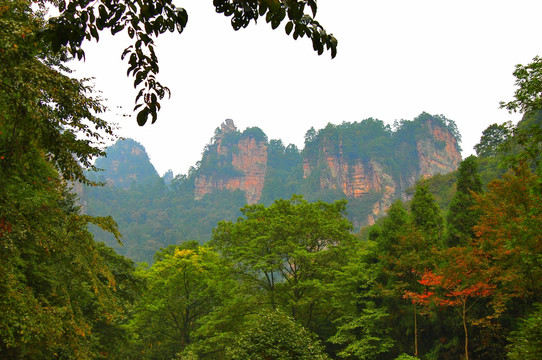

left=414, top=303, right=418, bottom=357
left=462, top=300, right=469, bottom=360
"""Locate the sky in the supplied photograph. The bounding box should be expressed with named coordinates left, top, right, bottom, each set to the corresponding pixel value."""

left=72, top=0, right=542, bottom=176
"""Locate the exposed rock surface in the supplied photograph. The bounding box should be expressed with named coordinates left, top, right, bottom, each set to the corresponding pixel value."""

left=193, top=115, right=461, bottom=226
left=194, top=120, right=268, bottom=204
left=416, top=121, right=462, bottom=178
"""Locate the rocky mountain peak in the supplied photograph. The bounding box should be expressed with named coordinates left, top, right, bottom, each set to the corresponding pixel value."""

left=220, top=119, right=237, bottom=134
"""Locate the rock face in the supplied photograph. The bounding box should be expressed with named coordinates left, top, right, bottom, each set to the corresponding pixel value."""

left=193, top=114, right=461, bottom=227
left=417, top=121, right=462, bottom=178
left=94, top=114, right=461, bottom=229
left=194, top=120, right=268, bottom=204
left=301, top=116, right=461, bottom=226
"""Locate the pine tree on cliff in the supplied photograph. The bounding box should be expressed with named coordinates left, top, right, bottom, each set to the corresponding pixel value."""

left=446, top=156, right=483, bottom=247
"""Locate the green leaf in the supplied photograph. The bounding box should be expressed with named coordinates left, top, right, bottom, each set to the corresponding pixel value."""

left=136, top=108, right=149, bottom=126
left=308, top=0, right=318, bottom=17
left=285, top=21, right=293, bottom=35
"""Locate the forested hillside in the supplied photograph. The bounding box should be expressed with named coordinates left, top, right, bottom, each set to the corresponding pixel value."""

left=86, top=116, right=541, bottom=359
left=84, top=113, right=461, bottom=263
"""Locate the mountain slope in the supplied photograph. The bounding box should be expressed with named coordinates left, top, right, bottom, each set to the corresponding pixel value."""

left=83, top=113, right=462, bottom=262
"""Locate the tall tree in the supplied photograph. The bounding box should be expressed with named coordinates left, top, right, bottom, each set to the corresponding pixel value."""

left=211, top=195, right=354, bottom=333
left=409, top=183, right=444, bottom=245
left=472, top=164, right=542, bottom=304
left=446, top=155, right=483, bottom=247
left=130, top=242, right=236, bottom=359
left=329, top=241, right=395, bottom=360
left=0, top=2, right=140, bottom=358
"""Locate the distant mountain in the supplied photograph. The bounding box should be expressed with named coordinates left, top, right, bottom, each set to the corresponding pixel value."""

left=83, top=113, right=462, bottom=262
left=90, top=138, right=160, bottom=188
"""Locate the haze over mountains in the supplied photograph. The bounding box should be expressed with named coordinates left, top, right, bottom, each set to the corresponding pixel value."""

left=84, top=112, right=462, bottom=262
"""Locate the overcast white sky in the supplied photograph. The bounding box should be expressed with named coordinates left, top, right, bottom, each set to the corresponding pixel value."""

left=73, top=0, right=542, bottom=176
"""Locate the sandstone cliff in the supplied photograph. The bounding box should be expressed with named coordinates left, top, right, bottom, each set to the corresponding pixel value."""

left=194, top=114, right=461, bottom=227
left=194, top=119, right=268, bottom=204
left=416, top=120, right=462, bottom=178
left=301, top=114, right=461, bottom=226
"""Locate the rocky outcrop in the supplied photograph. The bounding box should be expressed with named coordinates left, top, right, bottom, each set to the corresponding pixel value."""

left=231, top=137, right=268, bottom=204
left=95, top=115, right=462, bottom=229
left=417, top=121, right=462, bottom=178
left=302, top=115, right=461, bottom=225
left=194, top=120, right=268, bottom=204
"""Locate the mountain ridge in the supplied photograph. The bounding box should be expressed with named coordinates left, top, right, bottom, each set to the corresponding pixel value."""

left=91, top=112, right=461, bottom=225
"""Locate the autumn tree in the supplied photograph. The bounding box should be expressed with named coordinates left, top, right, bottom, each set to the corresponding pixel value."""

left=404, top=246, right=497, bottom=360
left=472, top=164, right=542, bottom=304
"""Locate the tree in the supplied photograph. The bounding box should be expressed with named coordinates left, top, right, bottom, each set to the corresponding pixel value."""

left=0, top=0, right=116, bottom=185
left=506, top=303, right=542, bottom=360
left=501, top=56, right=542, bottom=115
left=211, top=195, right=354, bottom=332
left=1, top=2, right=139, bottom=358
left=472, top=164, right=542, bottom=304
left=225, top=310, right=329, bottom=360
left=374, top=200, right=409, bottom=254
left=329, top=241, right=395, bottom=360
left=446, top=155, right=483, bottom=247
left=40, top=0, right=337, bottom=125
left=371, top=200, right=429, bottom=357
left=409, top=182, right=444, bottom=244
left=130, top=242, right=236, bottom=359
left=474, top=122, right=512, bottom=158
left=404, top=246, right=497, bottom=360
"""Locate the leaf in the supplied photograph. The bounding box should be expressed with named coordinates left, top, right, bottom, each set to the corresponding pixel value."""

left=308, top=0, right=317, bottom=17
left=136, top=108, right=149, bottom=126
left=98, top=4, right=108, bottom=20
left=285, top=21, right=293, bottom=35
